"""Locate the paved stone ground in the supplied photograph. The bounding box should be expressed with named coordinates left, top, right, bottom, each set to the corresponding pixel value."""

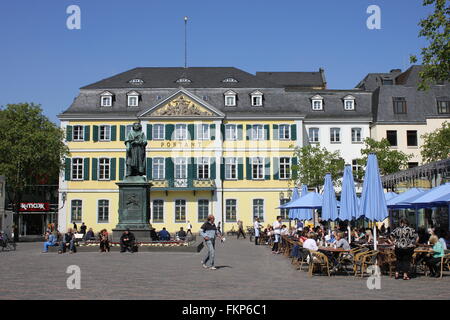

left=0, top=238, right=449, bottom=300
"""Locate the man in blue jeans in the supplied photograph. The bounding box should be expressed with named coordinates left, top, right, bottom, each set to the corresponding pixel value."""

left=42, top=231, right=58, bottom=253
left=200, top=215, right=222, bottom=270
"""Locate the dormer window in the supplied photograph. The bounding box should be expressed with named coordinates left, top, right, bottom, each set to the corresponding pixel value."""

left=311, top=95, right=323, bottom=111
left=127, top=91, right=140, bottom=107
left=343, top=95, right=356, bottom=111
left=128, top=78, right=144, bottom=85
left=224, top=90, right=237, bottom=107
left=251, top=91, right=263, bottom=107
left=100, top=91, right=113, bottom=107
left=222, top=77, right=238, bottom=83
left=176, top=78, right=191, bottom=83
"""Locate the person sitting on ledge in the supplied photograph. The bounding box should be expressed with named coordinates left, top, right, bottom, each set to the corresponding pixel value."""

left=150, top=227, right=159, bottom=241
left=99, top=229, right=110, bottom=253
left=120, top=229, right=136, bottom=253
left=85, top=228, right=96, bottom=241
left=177, top=227, right=187, bottom=241
left=58, top=228, right=76, bottom=254
left=158, top=227, right=171, bottom=241
left=42, top=231, right=58, bottom=253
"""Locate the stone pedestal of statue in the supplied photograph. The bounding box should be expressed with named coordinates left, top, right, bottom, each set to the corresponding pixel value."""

left=112, top=176, right=152, bottom=242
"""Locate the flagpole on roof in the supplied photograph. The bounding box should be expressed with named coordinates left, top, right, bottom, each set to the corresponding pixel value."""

left=184, top=16, right=188, bottom=69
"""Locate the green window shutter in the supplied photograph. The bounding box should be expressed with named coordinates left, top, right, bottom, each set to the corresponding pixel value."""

left=210, top=157, right=216, bottom=179
left=147, top=124, right=152, bottom=140
left=273, top=157, right=279, bottom=180
left=165, top=158, right=174, bottom=180
left=264, top=124, right=270, bottom=140
left=192, top=158, right=198, bottom=180
left=110, top=158, right=116, bottom=180
left=188, top=124, right=195, bottom=140
left=93, top=125, right=99, bottom=142
left=65, top=158, right=71, bottom=181
left=111, top=125, right=117, bottom=141
left=221, top=124, right=226, bottom=141
left=246, top=125, right=252, bottom=140
left=66, top=126, right=73, bottom=142
left=237, top=125, right=243, bottom=140
left=92, top=158, right=98, bottom=180
left=119, top=158, right=125, bottom=181
left=291, top=124, right=297, bottom=141
left=264, top=157, right=271, bottom=180
left=238, top=158, right=244, bottom=180
left=120, top=125, right=126, bottom=141
left=146, top=158, right=152, bottom=180
left=210, top=124, right=216, bottom=140
left=83, top=158, right=90, bottom=181
left=84, top=126, right=90, bottom=141
left=165, top=124, right=174, bottom=140
left=188, top=157, right=195, bottom=180
left=220, top=158, right=225, bottom=180
left=292, top=157, right=298, bottom=180
left=246, top=157, right=252, bottom=180
left=273, top=125, right=279, bottom=140
left=193, top=124, right=197, bottom=140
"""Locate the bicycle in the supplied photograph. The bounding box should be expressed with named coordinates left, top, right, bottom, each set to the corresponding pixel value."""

left=1, top=234, right=17, bottom=252
left=247, top=227, right=255, bottom=243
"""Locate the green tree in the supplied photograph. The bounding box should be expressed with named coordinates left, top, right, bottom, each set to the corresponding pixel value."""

left=410, top=0, right=450, bottom=90
left=291, top=144, right=345, bottom=191
left=0, top=103, right=70, bottom=213
left=357, top=138, right=412, bottom=176
left=421, top=121, right=450, bottom=162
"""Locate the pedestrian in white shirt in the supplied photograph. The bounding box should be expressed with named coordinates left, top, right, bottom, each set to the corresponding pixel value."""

left=186, top=221, right=193, bottom=236
left=272, top=216, right=282, bottom=254
left=253, top=217, right=262, bottom=245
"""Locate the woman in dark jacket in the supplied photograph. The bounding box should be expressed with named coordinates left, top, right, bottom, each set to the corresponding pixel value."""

left=99, top=229, right=110, bottom=252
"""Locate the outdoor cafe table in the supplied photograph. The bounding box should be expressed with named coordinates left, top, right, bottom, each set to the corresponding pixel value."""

left=318, top=247, right=352, bottom=274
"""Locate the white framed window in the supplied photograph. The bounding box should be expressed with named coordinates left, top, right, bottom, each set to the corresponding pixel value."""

left=152, top=124, right=165, bottom=140
left=98, top=199, right=109, bottom=223
left=279, top=157, right=291, bottom=180
left=225, top=124, right=237, bottom=140
left=71, top=200, right=82, bottom=222
left=224, top=90, right=237, bottom=106
left=175, top=124, right=188, bottom=140
left=225, top=158, right=237, bottom=180
left=251, top=91, right=263, bottom=106
left=253, top=199, right=264, bottom=221
left=351, top=128, right=362, bottom=143
left=197, top=124, right=210, bottom=140
left=344, top=99, right=355, bottom=110
left=175, top=199, right=186, bottom=222
left=330, top=128, right=341, bottom=143
left=252, top=157, right=264, bottom=180
left=152, top=158, right=165, bottom=180
left=279, top=125, right=290, bottom=140
left=308, top=127, right=320, bottom=143
left=127, top=95, right=139, bottom=107
left=225, top=199, right=237, bottom=222
left=71, top=158, right=83, bottom=180
left=175, top=158, right=187, bottom=179
left=197, top=158, right=210, bottom=180
left=73, top=125, right=84, bottom=141
left=125, top=124, right=133, bottom=137
left=152, top=200, right=164, bottom=222
left=100, top=91, right=113, bottom=107
left=99, top=158, right=111, bottom=180
left=99, top=125, right=111, bottom=141
left=251, top=125, right=264, bottom=140
left=311, top=95, right=324, bottom=111
left=352, top=159, right=364, bottom=180
left=198, top=199, right=209, bottom=222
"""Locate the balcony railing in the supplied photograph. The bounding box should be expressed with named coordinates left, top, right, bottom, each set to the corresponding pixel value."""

left=150, top=178, right=216, bottom=191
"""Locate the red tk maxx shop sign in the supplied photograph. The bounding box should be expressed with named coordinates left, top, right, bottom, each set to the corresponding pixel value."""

left=19, top=202, right=50, bottom=212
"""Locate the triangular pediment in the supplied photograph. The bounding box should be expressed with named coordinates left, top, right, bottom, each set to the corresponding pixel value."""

left=139, top=89, right=225, bottom=118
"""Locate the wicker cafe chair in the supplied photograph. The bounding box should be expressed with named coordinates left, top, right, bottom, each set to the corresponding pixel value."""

left=293, top=247, right=312, bottom=271
left=439, top=252, right=450, bottom=278
left=308, top=251, right=331, bottom=277
left=382, top=250, right=397, bottom=277
left=352, top=248, right=371, bottom=275
left=354, top=250, right=379, bottom=277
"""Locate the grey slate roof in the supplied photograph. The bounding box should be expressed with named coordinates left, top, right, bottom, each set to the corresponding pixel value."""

left=255, top=70, right=325, bottom=88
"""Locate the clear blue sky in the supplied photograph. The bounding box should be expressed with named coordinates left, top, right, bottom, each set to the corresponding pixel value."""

left=0, top=0, right=431, bottom=123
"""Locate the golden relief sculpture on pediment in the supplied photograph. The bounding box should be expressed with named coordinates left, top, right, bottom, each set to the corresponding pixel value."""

left=152, top=95, right=213, bottom=116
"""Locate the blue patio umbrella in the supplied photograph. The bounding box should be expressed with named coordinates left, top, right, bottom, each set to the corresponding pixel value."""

left=385, top=192, right=399, bottom=202
left=297, top=185, right=314, bottom=221
left=411, top=183, right=450, bottom=207
left=358, top=154, right=389, bottom=250
left=287, top=187, right=301, bottom=219
left=339, top=165, right=360, bottom=242
left=283, top=192, right=323, bottom=211
left=386, top=188, right=427, bottom=209
left=321, top=173, right=339, bottom=222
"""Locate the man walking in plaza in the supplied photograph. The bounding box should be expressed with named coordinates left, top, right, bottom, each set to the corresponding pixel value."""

left=272, top=216, right=282, bottom=254
left=237, top=220, right=246, bottom=239
left=254, top=217, right=262, bottom=245
left=200, top=215, right=222, bottom=270
left=186, top=220, right=193, bottom=236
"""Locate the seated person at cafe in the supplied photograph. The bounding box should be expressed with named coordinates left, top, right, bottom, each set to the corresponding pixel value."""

left=325, top=231, right=337, bottom=245
left=417, top=228, right=430, bottom=245
left=438, top=229, right=447, bottom=250
left=42, top=231, right=58, bottom=253
left=303, top=232, right=318, bottom=252
left=280, top=225, right=289, bottom=236
left=84, top=228, right=96, bottom=241
left=158, top=227, right=171, bottom=241
left=176, top=227, right=187, bottom=241
left=58, top=229, right=76, bottom=254
left=335, top=232, right=351, bottom=250
left=120, top=229, right=136, bottom=253
left=425, top=235, right=445, bottom=277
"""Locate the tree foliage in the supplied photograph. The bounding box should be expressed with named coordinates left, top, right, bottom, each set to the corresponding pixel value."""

left=357, top=138, right=412, bottom=176
left=291, top=144, right=345, bottom=191
left=0, top=103, right=70, bottom=208
left=410, top=0, right=450, bottom=90
left=421, top=121, right=450, bottom=162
